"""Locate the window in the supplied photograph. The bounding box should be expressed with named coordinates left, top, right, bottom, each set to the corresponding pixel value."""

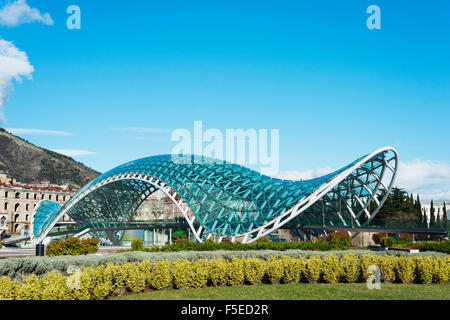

left=26, top=193, right=29, bottom=199
left=49, top=195, right=52, bottom=200
left=56, top=195, right=59, bottom=201
left=26, top=204, right=30, bottom=211
left=15, top=192, right=20, bottom=199
left=4, top=191, right=8, bottom=198
left=4, top=203, right=7, bottom=210
left=14, top=203, right=19, bottom=212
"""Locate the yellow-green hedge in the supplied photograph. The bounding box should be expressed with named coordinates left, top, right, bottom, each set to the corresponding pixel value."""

left=0, top=254, right=448, bottom=300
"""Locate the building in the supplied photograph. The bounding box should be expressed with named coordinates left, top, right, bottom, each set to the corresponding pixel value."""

left=0, top=172, right=76, bottom=236
left=30, top=147, right=399, bottom=245
left=421, top=202, right=449, bottom=220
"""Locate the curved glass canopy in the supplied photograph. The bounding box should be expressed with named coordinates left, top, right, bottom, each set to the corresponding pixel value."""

left=31, top=147, right=398, bottom=244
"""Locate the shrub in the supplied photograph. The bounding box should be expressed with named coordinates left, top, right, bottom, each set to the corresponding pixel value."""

left=380, top=237, right=394, bottom=248
left=321, top=254, right=342, bottom=283
left=172, top=259, right=192, bottom=289
left=379, top=255, right=397, bottom=283
left=433, top=256, right=450, bottom=284
left=265, top=257, right=284, bottom=284
left=305, top=256, right=322, bottom=283
left=340, top=254, right=360, bottom=283
left=256, top=236, right=270, bottom=243
left=281, top=256, right=305, bottom=284
left=395, top=256, right=416, bottom=284
left=16, top=274, right=41, bottom=300
left=189, top=259, right=210, bottom=288
left=209, top=257, right=228, bottom=286
left=243, top=258, right=266, bottom=285
left=415, top=241, right=450, bottom=254
left=130, top=239, right=144, bottom=251
left=224, top=258, right=245, bottom=286
left=40, top=271, right=73, bottom=300
left=372, top=233, right=386, bottom=245
left=0, top=276, right=18, bottom=300
left=148, top=260, right=172, bottom=290
left=359, top=254, right=380, bottom=282
left=45, top=237, right=99, bottom=256
left=415, top=256, right=434, bottom=284
left=123, top=262, right=146, bottom=293
left=398, top=233, right=413, bottom=245
left=325, top=231, right=351, bottom=250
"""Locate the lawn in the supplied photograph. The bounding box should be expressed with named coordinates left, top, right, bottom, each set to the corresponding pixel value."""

left=112, top=283, right=450, bottom=300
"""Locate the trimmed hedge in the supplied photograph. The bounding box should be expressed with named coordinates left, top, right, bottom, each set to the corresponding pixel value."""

left=130, top=238, right=349, bottom=252
left=1, top=249, right=448, bottom=281
left=414, top=241, right=450, bottom=254
left=45, top=237, right=99, bottom=256
left=0, top=254, right=448, bottom=300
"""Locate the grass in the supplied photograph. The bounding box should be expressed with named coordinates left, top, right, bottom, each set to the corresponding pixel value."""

left=112, top=283, right=450, bottom=300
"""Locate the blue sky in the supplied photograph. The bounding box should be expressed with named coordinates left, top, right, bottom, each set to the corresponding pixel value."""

left=0, top=0, right=449, bottom=200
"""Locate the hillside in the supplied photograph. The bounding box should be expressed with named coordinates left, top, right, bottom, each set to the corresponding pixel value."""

left=0, top=128, right=100, bottom=189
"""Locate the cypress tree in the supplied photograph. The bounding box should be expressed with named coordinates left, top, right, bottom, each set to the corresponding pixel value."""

left=430, top=200, right=435, bottom=222
left=443, top=202, right=447, bottom=221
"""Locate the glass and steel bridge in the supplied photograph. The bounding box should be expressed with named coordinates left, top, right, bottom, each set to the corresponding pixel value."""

left=30, top=146, right=400, bottom=245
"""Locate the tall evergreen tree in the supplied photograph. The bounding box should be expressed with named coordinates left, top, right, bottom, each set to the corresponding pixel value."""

left=430, top=200, right=435, bottom=222
left=443, top=202, right=447, bottom=221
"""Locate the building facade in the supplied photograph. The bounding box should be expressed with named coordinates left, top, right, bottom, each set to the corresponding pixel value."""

left=421, top=202, right=449, bottom=220
left=0, top=172, right=76, bottom=236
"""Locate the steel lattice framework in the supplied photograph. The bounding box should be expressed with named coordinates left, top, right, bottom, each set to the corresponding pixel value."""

left=31, top=147, right=398, bottom=244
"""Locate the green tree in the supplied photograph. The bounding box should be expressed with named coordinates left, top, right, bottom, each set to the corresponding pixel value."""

left=443, top=202, right=448, bottom=221
left=430, top=200, right=435, bottom=222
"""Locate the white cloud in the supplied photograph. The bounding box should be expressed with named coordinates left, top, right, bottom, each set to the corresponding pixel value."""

left=396, top=160, right=450, bottom=191
left=0, top=39, right=34, bottom=122
left=6, top=128, right=72, bottom=136
left=51, top=149, right=95, bottom=157
left=274, top=159, right=450, bottom=201
left=0, top=0, right=53, bottom=27
left=395, top=159, right=450, bottom=201
left=274, top=166, right=335, bottom=181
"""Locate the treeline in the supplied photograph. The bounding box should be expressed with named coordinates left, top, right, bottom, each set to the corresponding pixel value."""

left=374, top=187, right=447, bottom=221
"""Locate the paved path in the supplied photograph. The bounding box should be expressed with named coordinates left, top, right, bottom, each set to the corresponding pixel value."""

left=0, top=246, right=125, bottom=258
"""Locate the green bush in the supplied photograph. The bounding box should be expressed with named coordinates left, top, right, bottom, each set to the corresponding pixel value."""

left=372, top=233, right=386, bottom=245
left=0, top=276, right=18, bottom=300
left=325, top=231, right=351, bottom=250
left=340, top=254, right=360, bottom=283
left=265, top=257, right=284, bottom=284
left=414, top=241, right=450, bottom=254
left=395, top=256, right=416, bottom=284
left=45, top=237, right=99, bottom=256
left=148, top=260, right=172, bottom=290
left=209, top=257, right=228, bottom=286
left=130, top=239, right=144, bottom=251
left=281, top=256, right=305, bottom=284
left=172, top=259, right=191, bottom=289
left=224, top=258, right=245, bottom=286
left=305, top=256, right=322, bottom=283
left=380, top=237, right=394, bottom=248
left=359, top=254, right=380, bottom=282
left=144, top=239, right=337, bottom=252
left=243, top=258, right=266, bottom=285
left=322, top=254, right=342, bottom=283
left=379, top=256, right=397, bottom=283
left=0, top=254, right=449, bottom=300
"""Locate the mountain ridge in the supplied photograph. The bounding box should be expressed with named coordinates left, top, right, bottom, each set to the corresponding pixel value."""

left=0, top=128, right=100, bottom=189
